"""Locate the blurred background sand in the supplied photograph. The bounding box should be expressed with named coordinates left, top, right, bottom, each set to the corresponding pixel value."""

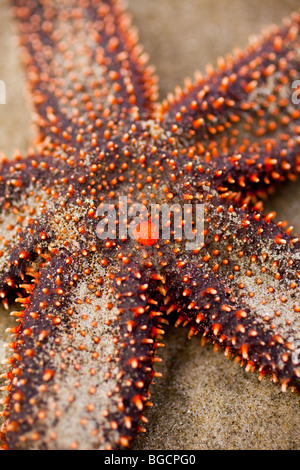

left=0, top=0, right=300, bottom=449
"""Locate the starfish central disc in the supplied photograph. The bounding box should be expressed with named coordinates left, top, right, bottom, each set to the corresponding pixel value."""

left=133, top=219, right=159, bottom=246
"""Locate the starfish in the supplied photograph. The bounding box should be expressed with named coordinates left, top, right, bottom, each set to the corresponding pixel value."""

left=0, top=0, right=300, bottom=450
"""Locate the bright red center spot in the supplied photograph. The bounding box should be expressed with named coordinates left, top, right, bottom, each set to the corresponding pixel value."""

left=134, top=219, right=159, bottom=246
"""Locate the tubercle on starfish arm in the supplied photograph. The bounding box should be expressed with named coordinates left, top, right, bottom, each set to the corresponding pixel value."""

left=0, top=0, right=299, bottom=450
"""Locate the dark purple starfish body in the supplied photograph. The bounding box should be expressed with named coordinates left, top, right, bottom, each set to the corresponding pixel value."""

left=0, top=0, right=300, bottom=450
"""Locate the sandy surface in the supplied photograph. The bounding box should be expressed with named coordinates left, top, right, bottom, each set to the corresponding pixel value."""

left=1, top=0, right=300, bottom=450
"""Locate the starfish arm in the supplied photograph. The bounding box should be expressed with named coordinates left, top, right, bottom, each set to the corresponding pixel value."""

left=12, top=0, right=158, bottom=150
left=0, top=153, right=56, bottom=203
left=0, top=154, right=61, bottom=303
left=160, top=11, right=300, bottom=196
left=158, top=192, right=300, bottom=390
left=1, top=252, right=160, bottom=449
left=0, top=149, right=73, bottom=303
left=208, top=141, right=300, bottom=199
